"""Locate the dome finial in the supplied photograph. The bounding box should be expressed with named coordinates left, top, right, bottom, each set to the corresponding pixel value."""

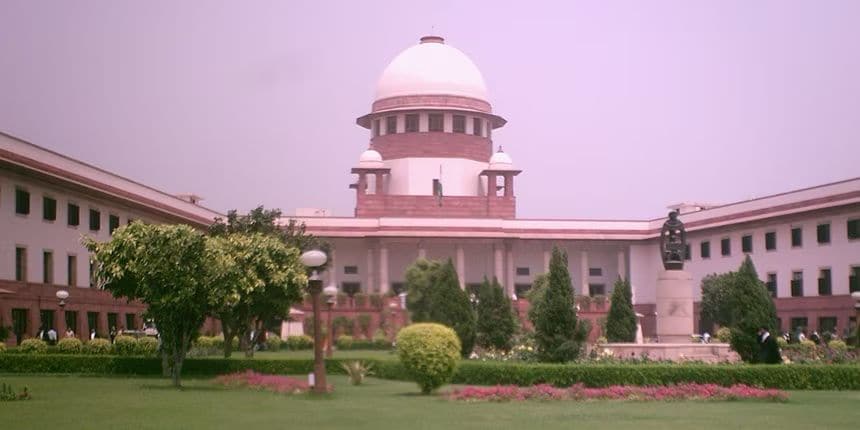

left=497, top=145, right=504, bottom=153
left=420, top=35, right=445, bottom=44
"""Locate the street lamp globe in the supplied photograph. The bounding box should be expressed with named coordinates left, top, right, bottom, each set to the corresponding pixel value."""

left=323, top=285, right=338, bottom=298
left=56, top=290, right=70, bottom=301
left=299, top=250, right=327, bottom=268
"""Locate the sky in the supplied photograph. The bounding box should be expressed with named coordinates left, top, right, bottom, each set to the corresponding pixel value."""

left=1, top=1, right=858, bottom=219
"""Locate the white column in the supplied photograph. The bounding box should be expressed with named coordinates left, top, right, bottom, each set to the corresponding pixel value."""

left=456, top=245, right=465, bottom=289
left=580, top=250, right=589, bottom=296
left=417, top=242, right=427, bottom=260
left=328, top=249, right=337, bottom=288
left=543, top=248, right=551, bottom=273
left=366, top=246, right=375, bottom=293
left=506, top=243, right=515, bottom=297
left=493, top=244, right=504, bottom=285
left=379, top=244, right=389, bottom=295
left=617, top=248, right=627, bottom=280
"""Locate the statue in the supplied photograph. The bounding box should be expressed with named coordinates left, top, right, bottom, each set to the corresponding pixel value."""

left=660, top=210, right=686, bottom=270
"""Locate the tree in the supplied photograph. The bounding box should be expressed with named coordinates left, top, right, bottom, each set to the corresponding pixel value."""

left=207, top=233, right=307, bottom=358
left=699, top=255, right=778, bottom=362
left=528, top=247, right=586, bottom=362
left=605, top=277, right=637, bottom=342
left=85, top=223, right=213, bottom=387
left=475, top=277, right=517, bottom=351
left=405, top=258, right=477, bottom=357
left=209, top=206, right=328, bottom=355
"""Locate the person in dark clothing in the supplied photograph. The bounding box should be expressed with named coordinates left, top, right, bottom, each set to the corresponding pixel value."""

left=757, top=327, right=782, bottom=364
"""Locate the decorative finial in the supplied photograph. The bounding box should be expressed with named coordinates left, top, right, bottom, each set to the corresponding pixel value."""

left=497, top=145, right=504, bottom=153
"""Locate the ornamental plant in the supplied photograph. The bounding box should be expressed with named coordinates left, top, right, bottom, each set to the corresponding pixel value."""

left=57, top=337, right=83, bottom=354
left=113, top=335, right=138, bottom=356
left=396, top=323, right=462, bottom=394
left=19, top=339, right=48, bottom=354
left=605, top=278, right=637, bottom=342
left=447, top=383, right=788, bottom=402
left=529, top=247, right=587, bottom=362
left=286, top=335, right=313, bottom=350
left=340, top=360, right=374, bottom=385
left=336, top=335, right=354, bottom=350
left=475, top=277, right=517, bottom=351
left=84, top=338, right=112, bottom=355
left=265, top=334, right=282, bottom=351
left=136, top=337, right=158, bottom=356
left=0, top=343, right=5, bottom=353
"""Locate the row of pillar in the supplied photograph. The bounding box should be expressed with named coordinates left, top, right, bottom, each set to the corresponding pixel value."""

left=326, top=242, right=629, bottom=298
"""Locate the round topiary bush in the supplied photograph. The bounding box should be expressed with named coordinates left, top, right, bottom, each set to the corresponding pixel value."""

left=286, top=335, right=313, bottom=350
left=776, top=336, right=788, bottom=348
left=336, top=335, right=354, bottom=350
left=828, top=339, right=848, bottom=352
left=113, top=335, right=138, bottom=355
left=136, top=336, right=158, bottom=356
left=19, top=338, right=48, bottom=354
left=715, top=327, right=732, bottom=343
left=57, top=337, right=83, bottom=354
left=265, top=334, right=282, bottom=351
left=84, top=338, right=112, bottom=355
left=195, top=336, right=216, bottom=349
left=0, top=342, right=6, bottom=353
left=396, top=323, right=461, bottom=394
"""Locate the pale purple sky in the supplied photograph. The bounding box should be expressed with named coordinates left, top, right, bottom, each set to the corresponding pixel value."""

left=1, top=1, right=858, bottom=219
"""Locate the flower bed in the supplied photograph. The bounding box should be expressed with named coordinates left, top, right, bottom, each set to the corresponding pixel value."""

left=448, top=383, right=788, bottom=402
left=213, top=371, right=311, bottom=394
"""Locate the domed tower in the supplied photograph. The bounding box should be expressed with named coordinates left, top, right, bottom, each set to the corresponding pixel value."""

left=352, top=36, right=521, bottom=218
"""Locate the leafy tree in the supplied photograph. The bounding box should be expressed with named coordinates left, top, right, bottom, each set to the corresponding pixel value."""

left=209, top=206, right=328, bottom=354
left=699, top=255, right=778, bottom=362
left=207, top=233, right=307, bottom=358
left=528, top=247, right=586, bottom=362
left=85, top=223, right=213, bottom=387
left=475, top=277, right=518, bottom=351
left=405, top=259, right=476, bottom=357
left=605, top=278, right=637, bottom=342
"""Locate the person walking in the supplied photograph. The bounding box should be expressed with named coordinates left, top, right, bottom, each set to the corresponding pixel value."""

left=757, top=327, right=782, bottom=364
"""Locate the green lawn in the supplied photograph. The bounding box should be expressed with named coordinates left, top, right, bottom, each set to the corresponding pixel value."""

left=2, top=375, right=859, bottom=430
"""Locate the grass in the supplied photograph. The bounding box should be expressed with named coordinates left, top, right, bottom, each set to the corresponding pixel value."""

left=1, top=374, right=859, bottom=430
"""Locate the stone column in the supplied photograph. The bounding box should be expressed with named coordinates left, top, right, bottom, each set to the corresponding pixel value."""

left=98, top=312, right=109, bottom=337
left=505, top=242, right=515, bottom=297
left=543, top=248, right=551, bottom=273
left=493, top=244, right=504, bottom=285
left=504, top=174, right=513, bottom=197
left=456, top=245, right=465, bottom=289
left=357, top=173, right=367, bottom=198
left=417, top=242, right=427, bottom=260
left=77, top=309, right=87, bottom=341
left=366, top=245, right=375, bottom=294
left=29, top=305, right=40, bottom=338
left=580, top=250, right=589, bottom=296
left=328, top=249, right=337, bottom=288
left=617, top=248, right=627, bottom=280
left=56, top=306, right=67, bottom=337
left=487, top=174, right=497, bottom=197
left=375, top=172, right=384, bottom=194
left=379, top=244, right=389, bottom=295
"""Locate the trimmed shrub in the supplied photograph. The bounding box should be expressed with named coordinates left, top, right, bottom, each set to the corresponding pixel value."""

left=373, top=330, right=390, bottom=349
left=286, top=335, right=313, bottom=350
left=265, top=334, right=282, bottom=351
left=369, top=293, right=384, bottom=309
left=715, top=327, right=731, bottom=343
left=57, top=338, right=83, bottom=354
left=336, top=335, right=354, bottom=350
left=137, top=337, right=158, bottom=356
left=333, top=316, right=353, bottom=337
left=828, top=340, right=848, bottom=352
left=195, top=336, right=217, bottom=348
left=113, top=335, right=138, bottom=356
left=20, top=339, right=48, bottom=354
left=84, top=338, right=112, bottom=355
left=396, top=323, right=461, bottom=394
left=776, top=336, right=788, bottom=348
left=605, top=278, right=636, bottom=342
left=0, top=343, right=6, bottom=353
left=529, top=247, right=586, bottom=362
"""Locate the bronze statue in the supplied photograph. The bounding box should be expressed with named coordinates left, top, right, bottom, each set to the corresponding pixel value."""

left=660, top=210, right=686, bottom=270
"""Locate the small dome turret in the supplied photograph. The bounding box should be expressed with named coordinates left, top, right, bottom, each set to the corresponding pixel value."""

left=357, top=148, right=384, bottom=168
left=488, top=146, right=514, bottom=170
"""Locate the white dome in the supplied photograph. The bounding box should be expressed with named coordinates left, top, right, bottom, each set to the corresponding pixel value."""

left=375, top=36, right=489, bottom=102
left=489, top=148, right=514, bottom=170
left=358, top=149, right=384, bottom=168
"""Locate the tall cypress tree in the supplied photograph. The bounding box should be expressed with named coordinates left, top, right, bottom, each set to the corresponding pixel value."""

left=406, top=259, right=476, bottom=357
left=605, top=277, right=637, bottom=342
left=475, top=277, right=517, bottom=351
left=728, top=256, right=778, bottom=362
left=529, top=246, right=583, bottom=362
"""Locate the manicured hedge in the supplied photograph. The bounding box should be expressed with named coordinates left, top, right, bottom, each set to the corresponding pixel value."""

left=1, top=354, right=858, bottom=390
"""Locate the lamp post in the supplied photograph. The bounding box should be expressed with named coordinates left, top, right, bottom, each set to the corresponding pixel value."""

left=300, top=250, right=328, bottom=394
left=324, top=285, right=338, bottom=358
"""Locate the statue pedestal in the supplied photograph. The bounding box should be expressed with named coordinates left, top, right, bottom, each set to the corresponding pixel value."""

left=656, top=270, right=694, bottom=343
